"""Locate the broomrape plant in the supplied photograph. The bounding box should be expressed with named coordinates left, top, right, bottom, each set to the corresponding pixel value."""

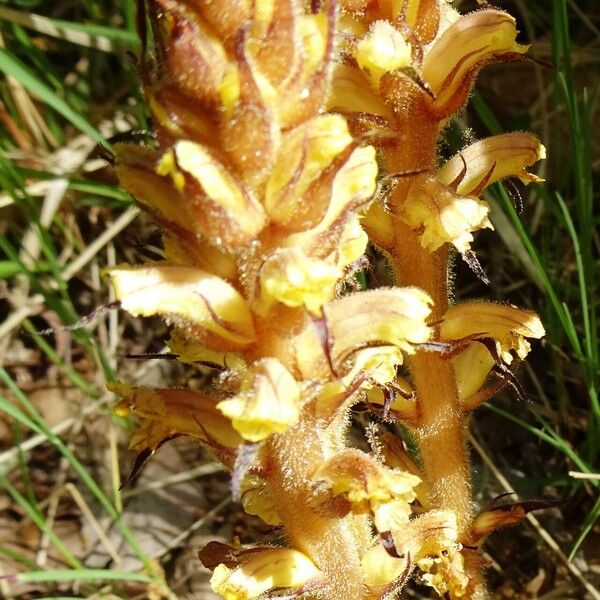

left=107, top=0, right=545, bottom=598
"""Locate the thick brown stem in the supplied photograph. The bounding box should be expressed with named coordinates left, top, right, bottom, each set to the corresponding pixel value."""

left=267, top=415, right=370, bottom=598
left=386, top=114, right=474, bottom=537
left=384, top=108, right=487, bottom=596
left=252, top=308, right=370, bottom=598
left=389, top=222, right=473, bottom=535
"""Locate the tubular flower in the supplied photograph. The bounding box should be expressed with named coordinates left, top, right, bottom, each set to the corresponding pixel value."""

left=217, top=359, right=302, bottom=442
left=440, top=301, right=545, bottom=364
left=439, top=302, right=544, bottom=411
left=259, top=248, right=342, bottom=315
left=210, top=547, right=323, bottom=600
left=109, top=383, right=241, bottom=453
left=330, top=6, right=529, bottom=122
left=400, top=133, right=545, bottom=254
left=421, top=10, right=528, bottom=115
left=360, top=510, right=467, bottom=596
left=295, top=287, right=432, bottom=380
left=312, top=449, right=420, bottom=532
left=105, top=264, right=256, bottom=349
left=401, top=174, right=492, bottom=253
left=437, top=133, right=547, bottom=195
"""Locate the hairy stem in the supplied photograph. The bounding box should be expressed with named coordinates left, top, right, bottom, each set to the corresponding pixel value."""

left=385, top=113, right=486, bottom=597
left=383, top=110, right=473, bottom=532
left=267, top=416, right=369, bottom=598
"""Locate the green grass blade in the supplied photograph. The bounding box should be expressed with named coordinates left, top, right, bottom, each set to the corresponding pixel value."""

left=569, top=494, right=600, bottom=560
left=0, top=369, right=159, bottom=578
left=0, top=49, right=107, bottom=147
left=0, top=476, right=82, bottom=569
left=7, top=569, right=152, bottom=584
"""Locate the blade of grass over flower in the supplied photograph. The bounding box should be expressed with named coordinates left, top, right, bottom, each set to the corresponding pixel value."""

left=489, top=183, right=582, bottom=358
left=555, top=192, right=600, bottom=416
left=6, top=569, right=152, bottom=584
left=552, top=0, right=599, bottom=463
left=0, top=49, right=107, bottom=147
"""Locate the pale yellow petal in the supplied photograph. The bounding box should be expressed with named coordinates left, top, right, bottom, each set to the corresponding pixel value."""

left=335, top=216, right=368, bottom=269
left=355, top=20, right=412, bottom=87
left=325, top=287, right=432, bottom=368
left=265, top=115, right=353, bottom=224
left=403, top=176, right=492, bottom=252
left=217, top=359, right=301, bottom=442
left=438, top=133, right=546, bottom=196
left=259, top=247, right=341, bottom=315
left=106, top=264, right=255, bottom=347
left=211, top=548, right=322, bottom=600
left=440, top=301, right=544, bottom=363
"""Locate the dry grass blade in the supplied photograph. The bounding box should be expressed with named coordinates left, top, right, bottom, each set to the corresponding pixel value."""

left=0, top=7, right=120, bottom=53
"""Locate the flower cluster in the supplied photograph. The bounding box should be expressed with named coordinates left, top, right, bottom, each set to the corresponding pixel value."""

left=108, top=1, right=545, bottom=598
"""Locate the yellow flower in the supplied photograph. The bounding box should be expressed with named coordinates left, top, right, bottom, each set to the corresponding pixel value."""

left=109, top=382, right=241, bottom=453
left=217, top=359, right=301, bottom=442
left=451, top=343, right=495, bottom=403
left=361, top=510, right=466, bottom=594
left=259, top=248, right=341, bottom=315
left=333, top=215, right=368, bottom=269
left=240, top=475, right=281, bottom=525
left=440, top=301, right=545, bottom=364
left=264, top=115, right=353, bottom=226
left=284, top=144, right=378, bottom=258
left=400, top=132, right=545, bottom=254
left=105, top=264, right=256, bottom=349
left=211, top=548, right=322, bottom=600
left=355, top=20, right=412, bottom=87
left=403, top=175, right=492, bottom=253
left=325, top=287, right=433, bottom=368
left=328, top=63, right=392, bottom=117
left=361, top=543, right=408, bottom=590
left=156, top=140, right=267, bottom=246
left=313, top=449, right=420, bottom=531
left=422, top=10, right=529, bottom=115
left=361, top=202, right=395, bottom=250
left=295, top=287, right=432, bottom=380
left=438, top=133, right=546, bottom=196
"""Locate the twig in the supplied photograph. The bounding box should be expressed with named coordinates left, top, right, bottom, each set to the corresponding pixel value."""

left=153, top=496, right=231, bottom=559
left=61, top=206, right=140, bottom=281
left=64, top=482, right=122, bottom=566
left=569, top=471, right=600, bottom=481
left=121, top=463, right=225, bottom=500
